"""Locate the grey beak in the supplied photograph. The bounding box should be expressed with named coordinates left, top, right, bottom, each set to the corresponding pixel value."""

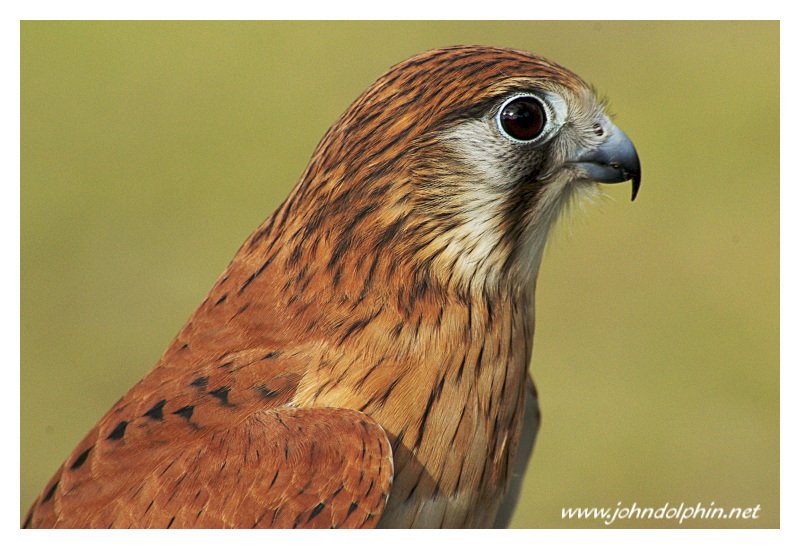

left=570, top=123, right=641, bottom=201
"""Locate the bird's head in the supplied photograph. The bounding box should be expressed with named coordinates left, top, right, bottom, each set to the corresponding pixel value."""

left=276, top=46, right=640, bottom=303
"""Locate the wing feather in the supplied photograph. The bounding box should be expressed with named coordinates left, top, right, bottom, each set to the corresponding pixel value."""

left=25, top=407, right=393, bottom=528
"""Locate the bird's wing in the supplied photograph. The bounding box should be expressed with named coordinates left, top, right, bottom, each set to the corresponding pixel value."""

left=24, top=245, right=396, bottom=529
left=25, top=405, right=393, bottom=528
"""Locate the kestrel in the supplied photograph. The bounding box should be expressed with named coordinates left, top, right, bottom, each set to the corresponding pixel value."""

left=24, top=45, right=640, bottom=529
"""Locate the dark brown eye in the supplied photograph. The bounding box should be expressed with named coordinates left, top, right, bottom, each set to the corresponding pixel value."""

left=498, top=96, right=546, bottom=142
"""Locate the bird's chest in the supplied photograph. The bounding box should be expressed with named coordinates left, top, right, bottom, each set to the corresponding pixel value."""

left=374, top=308, right=533, bottom=528
left=376, top=356, right=529, bottom=527
left=292, top=290, right=535, bottom=528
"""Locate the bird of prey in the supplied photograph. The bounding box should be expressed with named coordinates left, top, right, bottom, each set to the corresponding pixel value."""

left=23, top=45, right=640, bottom=529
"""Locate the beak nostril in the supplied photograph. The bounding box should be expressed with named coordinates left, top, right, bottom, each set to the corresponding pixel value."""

left=592, top=122, right=604, bottom=137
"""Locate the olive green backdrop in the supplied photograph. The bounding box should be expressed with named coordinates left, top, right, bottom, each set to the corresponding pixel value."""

left=20, top=21, right=779, bottom=528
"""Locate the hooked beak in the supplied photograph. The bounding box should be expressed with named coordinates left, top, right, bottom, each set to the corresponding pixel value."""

left=568, top=122, right=641, bottom=201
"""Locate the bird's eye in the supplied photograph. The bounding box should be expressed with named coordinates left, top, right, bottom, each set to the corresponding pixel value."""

left=497, top=95, right=547, bottom=143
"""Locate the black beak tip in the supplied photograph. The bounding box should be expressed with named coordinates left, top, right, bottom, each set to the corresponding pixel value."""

left=631, top=172, right=641, bottom=201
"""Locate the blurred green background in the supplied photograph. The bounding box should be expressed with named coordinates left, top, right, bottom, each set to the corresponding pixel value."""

left=20, top=21, right=778, bottom=528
